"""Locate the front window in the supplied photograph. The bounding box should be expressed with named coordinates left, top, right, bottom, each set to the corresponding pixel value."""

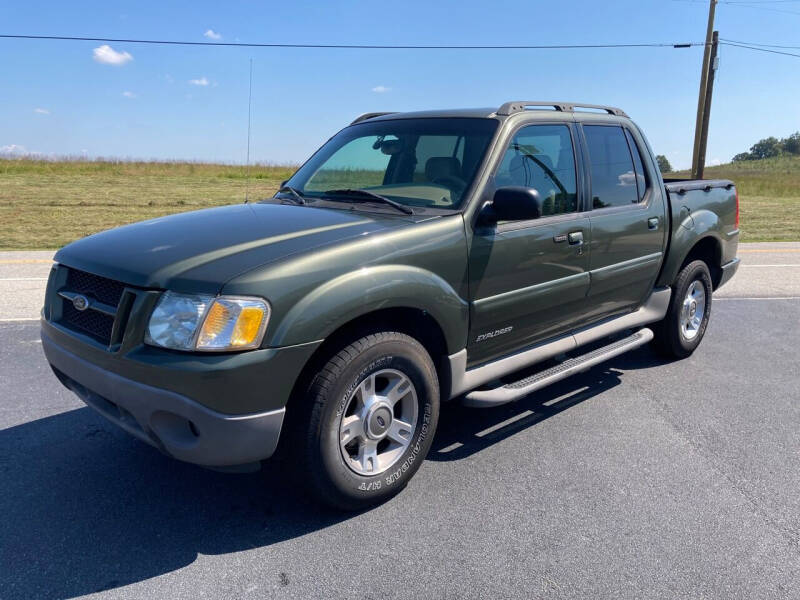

left=494, top=124, right=578, bottom=217
left=285, top=118, right=498, bottom=210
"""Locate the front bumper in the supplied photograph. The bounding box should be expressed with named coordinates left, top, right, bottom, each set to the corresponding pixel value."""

left=42, top=329, right=307, bottom=467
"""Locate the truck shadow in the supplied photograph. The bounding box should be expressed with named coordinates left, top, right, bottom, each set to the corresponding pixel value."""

left=0, top=346, right=663, bottom=599
left=429, top=345, right=664, bottom=461
left=0, top=408, right=347, bottom=598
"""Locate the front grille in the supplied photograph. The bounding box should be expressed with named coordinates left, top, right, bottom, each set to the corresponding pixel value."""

left=58, top=267, right=129, bottom=345
left=61, top=301, right=115, bottom=343
left=65, top=268, right=125, bottom=307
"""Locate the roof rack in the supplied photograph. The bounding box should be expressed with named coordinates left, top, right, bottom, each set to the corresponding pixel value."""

left=496, top=101, right=628, bottom=118
left=350, top=112, right=397, bottom=125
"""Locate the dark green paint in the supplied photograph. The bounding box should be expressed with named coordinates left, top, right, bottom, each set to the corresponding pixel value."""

left=45, top=107, right=739, bottom=415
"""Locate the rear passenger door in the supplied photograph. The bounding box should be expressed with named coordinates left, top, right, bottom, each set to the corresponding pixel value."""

left=579, top=123, right=667, bottom=325
left=467, top=123, right=590, bottom=365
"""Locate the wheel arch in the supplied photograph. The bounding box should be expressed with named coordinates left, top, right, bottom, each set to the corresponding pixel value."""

left=657, top=209, right=725, bottom=290
left=268, top=264, right=468, bottom=353
left=286, top=305, right=454, bottom=413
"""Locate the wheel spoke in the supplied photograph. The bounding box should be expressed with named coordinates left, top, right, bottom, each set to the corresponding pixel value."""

left=357, top=439, right=379, bottom=473
left=359, top=373, right=376, bottom=402
left=385, top=376, right=412, bottom=406
left=387, top=419, right=413, bottom=444
left=340, top=414, right=365, bottom=446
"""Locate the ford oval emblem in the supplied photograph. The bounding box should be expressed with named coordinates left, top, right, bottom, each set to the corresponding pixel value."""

left=72, top=294, right=90, bottom=312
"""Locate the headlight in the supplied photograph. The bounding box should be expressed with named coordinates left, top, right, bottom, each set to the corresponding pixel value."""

left=145, top=292, right=270, bottom=352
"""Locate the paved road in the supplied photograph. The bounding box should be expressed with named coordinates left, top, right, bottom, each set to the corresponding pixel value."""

left=1, top=245, right=799, bottom=599
left=2, top=243, right=799, bottom=322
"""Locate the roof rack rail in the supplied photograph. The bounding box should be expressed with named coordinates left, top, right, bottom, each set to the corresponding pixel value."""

left=350, top=112, right=397, bottom=125
left=496, top=101, right=628, bottom=118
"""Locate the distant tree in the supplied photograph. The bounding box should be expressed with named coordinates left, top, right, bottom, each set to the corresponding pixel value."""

left=655, top=154, right=673, bottom=173
left=732, top=152, right=753, bottom=162
left=749, top=137, right=782, bottom=160
left=781, top=132, right=800, bottom=155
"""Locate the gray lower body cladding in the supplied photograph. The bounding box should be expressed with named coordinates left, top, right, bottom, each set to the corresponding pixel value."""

left=42, top=331, right=285, bottom=467
left=717, top=258, right=740, bottom=289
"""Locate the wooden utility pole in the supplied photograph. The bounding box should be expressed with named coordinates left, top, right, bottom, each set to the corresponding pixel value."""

left=691, top=0, right=717, bottom=179
left=695, top=31, right=719, bottom=179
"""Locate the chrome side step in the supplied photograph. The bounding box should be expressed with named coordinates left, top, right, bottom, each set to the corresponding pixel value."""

left=448, top=287, right=671, bottom=398
left=462, top=328, right=654, bottom=408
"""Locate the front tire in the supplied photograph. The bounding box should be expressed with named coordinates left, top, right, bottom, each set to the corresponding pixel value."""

left=652, top=260, right=713, bottom=359
left=294, top=331, right=439, bottom=511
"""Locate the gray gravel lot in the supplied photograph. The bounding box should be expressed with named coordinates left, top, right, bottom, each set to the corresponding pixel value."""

left=1, top=245, right=799, bottom=599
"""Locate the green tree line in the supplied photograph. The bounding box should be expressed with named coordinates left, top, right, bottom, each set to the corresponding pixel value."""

left=732, top=132, right=800, bottom=162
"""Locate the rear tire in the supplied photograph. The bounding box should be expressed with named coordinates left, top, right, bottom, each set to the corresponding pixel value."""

left=291, top=331, right=439, bottom=511
left=652, top=260, right=713, bottom=359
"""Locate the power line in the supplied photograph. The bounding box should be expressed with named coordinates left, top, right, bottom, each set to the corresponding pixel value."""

left=0, top=34, right=703, bottom=50
left=721, top=37, right=800, bottom=48
left=672, top=0, right=800, bottom=10
left=719, top=2, right=800, bottom=14
left=3, top=33, right=799, bottom=58
left=672, top=0, right=800, bottom=3
left=721, top=41, right=800, bottom=57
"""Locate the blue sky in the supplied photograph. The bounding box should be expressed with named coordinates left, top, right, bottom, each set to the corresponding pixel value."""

left=2, top=0, right=799, bottom=169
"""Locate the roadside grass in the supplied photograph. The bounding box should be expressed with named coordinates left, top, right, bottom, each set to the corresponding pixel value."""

left=667, top=155, right=800, bottom=242
left=2, top=154, right=798, bottom=249
left=1, top=159, right=296, bottom=249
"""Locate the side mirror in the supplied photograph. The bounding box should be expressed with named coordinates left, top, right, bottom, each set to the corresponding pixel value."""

left=488, top=186, right=542, bottom=222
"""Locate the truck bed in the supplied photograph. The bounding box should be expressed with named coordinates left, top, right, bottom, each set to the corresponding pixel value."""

left=663, top=178, right=734, bottom=195
left=657, top=177, right=739, bottom=290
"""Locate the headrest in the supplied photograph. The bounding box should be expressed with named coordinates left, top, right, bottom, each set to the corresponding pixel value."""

left=425, top=157, right=461, bottom=181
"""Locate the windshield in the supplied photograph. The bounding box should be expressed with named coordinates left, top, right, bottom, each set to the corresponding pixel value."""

left=284, top=118, right=498, bottom=210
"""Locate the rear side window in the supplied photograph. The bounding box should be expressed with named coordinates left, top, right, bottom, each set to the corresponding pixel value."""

left=624, top=128, right=648, bottom=202
left=583, top=125, right=639, bottom=209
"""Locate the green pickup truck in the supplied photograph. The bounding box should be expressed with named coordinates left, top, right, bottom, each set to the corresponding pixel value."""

left=41, top=101, right=740, bottom=510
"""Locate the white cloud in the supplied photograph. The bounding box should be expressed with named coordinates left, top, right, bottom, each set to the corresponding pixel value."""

left=709, top=157, right=722, bottom=166
left=93, top=44, right=133, bottom=66
left=122, top=91, right=137, bottom=98
left=371, top=85, right=391, bottom=93
left=189, top=77, right=210, bottom=86
left=204, top=29, right=222, bottom=40
left=0, top=144, right=40, bottom=156
left=34, top=108, right=50, bottom=114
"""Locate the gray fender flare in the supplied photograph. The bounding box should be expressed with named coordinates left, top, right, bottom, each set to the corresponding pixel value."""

left=269, top=264, right=469, bottom=354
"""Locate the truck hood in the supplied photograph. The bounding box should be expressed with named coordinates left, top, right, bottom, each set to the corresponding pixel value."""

left=55, top=203, right=418, bottom=293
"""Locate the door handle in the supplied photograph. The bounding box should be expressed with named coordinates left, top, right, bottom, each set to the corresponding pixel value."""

left=648, top=217, right=660, bottom=230
left=568, top=231, right=584, bottom=245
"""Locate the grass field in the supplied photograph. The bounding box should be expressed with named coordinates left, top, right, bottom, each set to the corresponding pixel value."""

left=0, top=160, right=296, bottom=249
left=667, top=155, right=800, bottom=243
left=1, top=155, right=798, bottom=248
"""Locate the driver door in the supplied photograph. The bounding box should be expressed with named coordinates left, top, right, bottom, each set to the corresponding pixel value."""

left=467, top=123, right=590, bottom=366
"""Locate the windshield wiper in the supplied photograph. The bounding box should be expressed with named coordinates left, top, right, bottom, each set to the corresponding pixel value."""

left=276, top=185, right=307, bottom=205
left=323, top=188, right=413, bottom=215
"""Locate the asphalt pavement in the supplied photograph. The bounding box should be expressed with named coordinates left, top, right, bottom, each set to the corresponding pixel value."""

left=1, top=244, right=799, bottom=599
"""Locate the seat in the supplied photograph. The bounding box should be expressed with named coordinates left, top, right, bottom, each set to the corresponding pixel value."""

left=424, top=157, right=462, bottom=182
